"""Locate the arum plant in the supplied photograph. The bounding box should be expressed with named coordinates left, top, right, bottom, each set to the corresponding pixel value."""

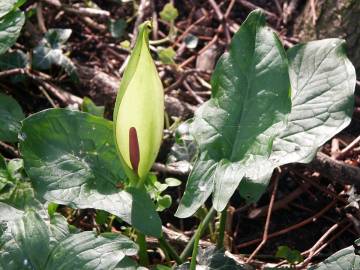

left=113, top=21, right=164, bottom=188
left=113, top=21, right=167, bottom=266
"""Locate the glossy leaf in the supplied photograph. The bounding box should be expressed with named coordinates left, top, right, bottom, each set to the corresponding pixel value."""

left=20, top=109, right=161, bottom=237
left=239, top=38, right=356, bottom=202
left=115, top=256, right=147, bottom=270
left=0, top=210, right=51, bottom=269
left=176, top=10, right=291, bottom=217
left=0, top=202, right=23, bottom=222
left=0, top=9, right=25, bottom=55
left=310, top=240, right=360, bottom=270
left=0, top=93, right=24, bottom=142
left=0, top=210, right=138, bottom=270
left=45, top=232, right=138, bottom=270
left=0, top=0, right=25, bottom=18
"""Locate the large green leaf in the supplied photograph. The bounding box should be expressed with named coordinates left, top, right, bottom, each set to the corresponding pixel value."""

left=310, top=240, right=360, bottom=270
left=45, top=232, right=138, bottom=270
left=0, top=0, right=25, bottom=19
left=238, top=38, right=356, bottom=202
left=0, top=210, right=51, bottom=269
left=176, top=10, right=291, bottom=217
left=0, top=210, right=138, bottom=270
left=20, top=109, right=162, bottom=237
left=0, top=202, right=23, bottom=222
left=0, top=93, right=25, bottom=142
left=0, top=9, right=25, bottom=55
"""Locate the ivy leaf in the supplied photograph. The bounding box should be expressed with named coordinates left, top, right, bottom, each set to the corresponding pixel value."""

left=176, top=10, right=291, bottom=217
left=275, top=245, right=303, bottom=264
left=32, top=28, right=77, bottom=80
left=0, top=93, right=25, bottom=142
left=0, top=9, right=25, bottom=55
left=0, top=50, right=28, bottom=82
left=239, top=38, right=356, bottom=202
left=20, top=109, right=161, bottom=237
left=158, top=47, right=176, bottom=65
left=160, top=3, right=179, bottom=22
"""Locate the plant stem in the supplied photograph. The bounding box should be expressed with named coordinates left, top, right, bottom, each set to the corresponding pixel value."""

left=190, top=222, right=203, bottom=270
left=159, top=236, right=182, bottom=265
left=136, top=231, right=149, bottom=266
left=180, top=207, right=216, bottom=261
left=216, top=206, right=228, bottom=249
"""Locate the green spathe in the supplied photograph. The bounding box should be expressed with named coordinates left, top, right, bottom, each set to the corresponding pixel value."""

left=114, top=22, right=164, bottom=181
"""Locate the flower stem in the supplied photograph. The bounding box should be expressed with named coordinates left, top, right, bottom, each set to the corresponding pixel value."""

left=180, top=207, right=216, bottom=261
left=159, top=236, right=182, bottom=265
left=136, top=231, right=149, bottom=266
left=216, top=206, right=228, bottom=249
left=189, top=221, right=203, bottom=270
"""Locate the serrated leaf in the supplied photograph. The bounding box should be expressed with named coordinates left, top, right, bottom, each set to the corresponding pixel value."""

left=0, top=93, right=24, bottom=142
left=20, top=109, right=161, bottom=237
left=309, top=242, right=360, bottom=270
left=176, top=10, right=291, bottom=217
left=239, top=38, right=356, bottom=202
left=0, top=9, right=25, bottom=55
